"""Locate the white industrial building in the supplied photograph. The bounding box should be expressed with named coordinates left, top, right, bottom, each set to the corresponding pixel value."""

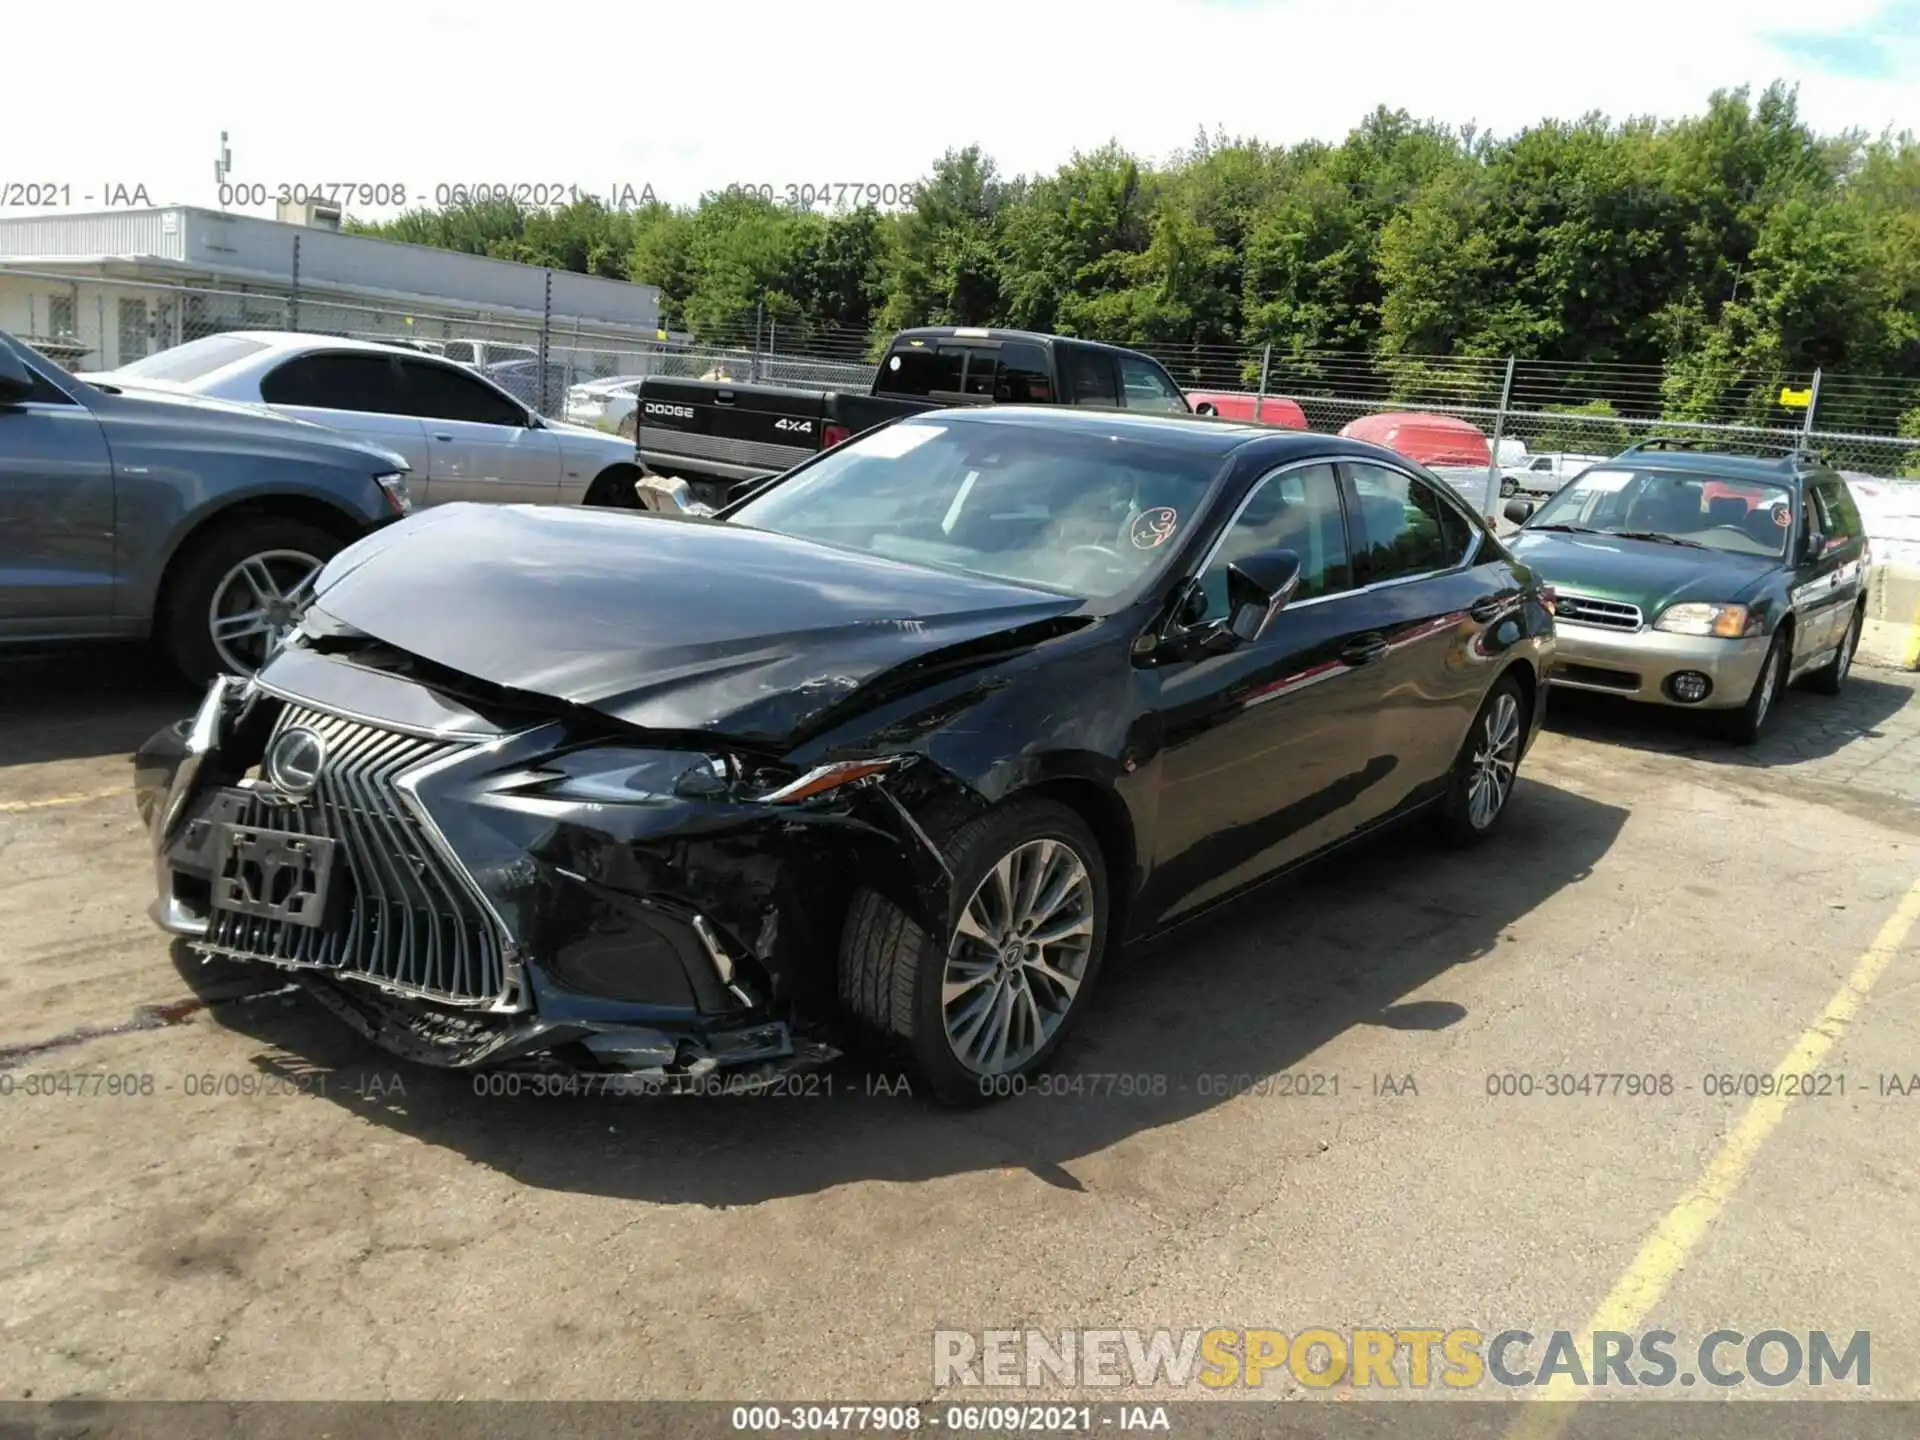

left=0, top=204, right=663, bottom=372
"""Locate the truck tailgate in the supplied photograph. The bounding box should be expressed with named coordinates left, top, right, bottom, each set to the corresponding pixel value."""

left=635, top=378, right=828, bottom=483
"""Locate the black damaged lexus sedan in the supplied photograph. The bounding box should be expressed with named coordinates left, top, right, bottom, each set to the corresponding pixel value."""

left=135, top=407, right=1554, bottom=1104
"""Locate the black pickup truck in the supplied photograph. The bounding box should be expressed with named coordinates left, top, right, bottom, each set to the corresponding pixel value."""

left=634, top=326, right=1192, bottom=505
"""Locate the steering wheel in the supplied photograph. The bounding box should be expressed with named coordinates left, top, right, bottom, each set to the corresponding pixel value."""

left=1068, top=543, right=1121, bottom=562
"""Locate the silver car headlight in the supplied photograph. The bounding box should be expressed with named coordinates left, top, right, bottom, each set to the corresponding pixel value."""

left=374, top=471, right=414, bottom=515
left=1652, top=602, right=1760, bottom=638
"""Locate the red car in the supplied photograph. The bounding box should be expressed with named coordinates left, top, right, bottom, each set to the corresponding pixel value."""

left=1338, top=411, right=1491, bottom=468
left=1184, top=391, right=1309, bottom=429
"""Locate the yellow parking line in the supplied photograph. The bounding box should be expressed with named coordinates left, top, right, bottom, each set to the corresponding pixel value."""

left=0, top=788, right=128, bottom=814
left=1507, top=872, right=1920, bottom=1439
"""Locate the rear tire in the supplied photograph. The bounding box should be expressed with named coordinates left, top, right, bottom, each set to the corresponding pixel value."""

left=1806, top=607, right=1861, bottom=696
left=1720, top=628, right=1790, bottom=745
left=158, top=517, right=345, bottom=684
left=1434, top=675, right=1528, bottom=845
left=838, top=796, right=1110, bottom=1107
left=582, top=463, right=642, bottom=508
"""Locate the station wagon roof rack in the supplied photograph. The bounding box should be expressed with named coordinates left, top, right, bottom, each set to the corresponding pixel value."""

left=1615, top=436, right=1832, bottom=468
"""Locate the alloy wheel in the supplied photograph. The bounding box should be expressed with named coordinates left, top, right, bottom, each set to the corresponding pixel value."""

left=941, top=838, right=1096, bottom=1075
left=1754, top=646, right=1781, bottom=729
left=1466, top=691, right=1522, bottom=830
left=1838, top=618, right=1857, bottom=683
left=208, top=549, right=323, bottom=674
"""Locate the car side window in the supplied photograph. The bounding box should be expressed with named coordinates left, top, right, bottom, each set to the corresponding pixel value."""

left=1117, top=356, right=1188, bottom=414
left=1343, top=463, right=1471, bottom=585
left=991, top=342, right=1055, bottom=403
left=1809, top=481, right=1857, bottom=547
left=400, top=359, right=527, bottom=426
left=259, top=353, right=411, bottom=413
left=1060, top=347, right=1119, bottom=407
left=21, top=358, right=76, bottom=405
left=1189, top=463, right=1352, bottom=625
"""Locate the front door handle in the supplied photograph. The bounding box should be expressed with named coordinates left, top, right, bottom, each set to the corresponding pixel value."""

left=433, top=433, right=454, bottom=442
left=1469, top=594, right=1504, bottom=623
left=1340, top=634, right=1389, bottom=666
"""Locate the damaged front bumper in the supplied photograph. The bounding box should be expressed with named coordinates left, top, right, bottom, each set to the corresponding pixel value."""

left=135, top=655, right=962, bottom=1083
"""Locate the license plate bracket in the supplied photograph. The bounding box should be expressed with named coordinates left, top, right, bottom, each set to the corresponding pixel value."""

left=211, top=824, right=338, bottom=928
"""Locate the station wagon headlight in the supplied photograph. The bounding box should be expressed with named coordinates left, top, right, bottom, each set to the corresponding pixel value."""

left=373, top=471, right=414, bottom=515
left=1653, top=602, right=1759, bottom=638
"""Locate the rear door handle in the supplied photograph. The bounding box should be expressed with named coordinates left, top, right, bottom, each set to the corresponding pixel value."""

left=714, top=390, right=735, bottom=405
left=1469, top=595, right=1504, bottom=623
left=433, top=433, right=454, bottom=442
left=1340, top=634, right=1389, bottom=666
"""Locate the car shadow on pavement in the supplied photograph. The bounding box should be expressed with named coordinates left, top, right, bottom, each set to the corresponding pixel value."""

left=1544, top=670, right=1913, bottom=767
left=0, top=645, right=196, bottom=767
left=171, top=776, right=1629, bottom=1207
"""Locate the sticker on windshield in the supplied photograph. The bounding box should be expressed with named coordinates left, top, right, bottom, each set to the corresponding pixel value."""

left=852, top=424, right=944, bottom=458
left=1130, top=507, right=1180, bottom=549
left=1772, top=504, right=1792, bottom=528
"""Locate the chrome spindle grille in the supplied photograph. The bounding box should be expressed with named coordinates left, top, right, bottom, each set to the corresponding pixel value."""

left=200, top=706, right=510, bottom=1007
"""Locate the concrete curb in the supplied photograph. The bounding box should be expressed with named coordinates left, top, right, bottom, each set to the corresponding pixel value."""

left=1860, top=562, right=1920, bottom=671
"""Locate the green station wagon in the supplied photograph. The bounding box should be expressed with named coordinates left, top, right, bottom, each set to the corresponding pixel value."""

left=1502, top=440, right=1872, bottom=744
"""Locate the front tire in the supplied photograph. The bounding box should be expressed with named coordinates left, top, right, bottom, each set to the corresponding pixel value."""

left=838, top=797, right=1110, bottom=1106
left=158, top=517, right=344, bottom=684
left=1720, top=628, right=1790, bottom=745
left=1806, top=607, right=1861, bottom=696
left=1435, top=675, right=1527, bottom=845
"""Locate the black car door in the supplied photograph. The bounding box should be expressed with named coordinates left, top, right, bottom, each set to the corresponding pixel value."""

left=1143, top=459, right=1405, bottom=928
left=1337, top=460, right=1522, bottom=814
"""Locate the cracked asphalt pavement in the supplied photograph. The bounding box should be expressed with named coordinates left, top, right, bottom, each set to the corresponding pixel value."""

left=4, top=644, right=1920, bottom=1404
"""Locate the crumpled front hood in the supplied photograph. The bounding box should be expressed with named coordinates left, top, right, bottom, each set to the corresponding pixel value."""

left=1507, top=530, right=1776, bottom=613
left=304, top=503, right=1083, bottom=745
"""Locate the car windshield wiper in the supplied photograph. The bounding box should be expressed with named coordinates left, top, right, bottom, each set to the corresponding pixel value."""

left=1524, top=523, right=1602, bottom=534
left=1612, top=530, right=1708, bottom=549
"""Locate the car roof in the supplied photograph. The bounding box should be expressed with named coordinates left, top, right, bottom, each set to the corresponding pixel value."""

left=1596, top=445, right=1826, bottom=487
left=215, top=330, right=451, bottom=360
left=911, top=403, right=1396, bottom=462
left=889, top=327, right=1164, bottom=360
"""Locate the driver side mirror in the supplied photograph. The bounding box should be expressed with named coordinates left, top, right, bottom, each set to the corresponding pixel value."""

left=1503, top=498, right=1536, bottom=525
left=0, top=348, right=35, bottom=405
left=1801, top=527, right=1827, bottom=563
left=1221, top=548, right=1303, bottom=646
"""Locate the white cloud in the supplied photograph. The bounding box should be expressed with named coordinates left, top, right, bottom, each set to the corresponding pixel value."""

left=10, top=0, right=1917, bottom=220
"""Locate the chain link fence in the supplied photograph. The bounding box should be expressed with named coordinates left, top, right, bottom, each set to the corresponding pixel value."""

left=8, top=262, right=1918, bottom=486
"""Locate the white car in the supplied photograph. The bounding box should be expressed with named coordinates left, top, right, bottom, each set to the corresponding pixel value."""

left=83, top=332, right=641, bottom=509
left=565, top=375, right=644, bottom=436
left=1506, top=452, right=1608, bottom=498
left=439, top=337, right=540, bottom=370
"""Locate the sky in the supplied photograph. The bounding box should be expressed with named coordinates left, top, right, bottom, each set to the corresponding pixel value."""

left=8, top=0, right=1918, bottom=223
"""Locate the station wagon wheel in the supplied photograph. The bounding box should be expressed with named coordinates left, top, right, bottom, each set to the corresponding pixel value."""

left=838, top=796, right=1111, bottom=1106
left=1808, top=607, right=1861, bottom=696
left=159, top=517, right=345, bottom=684
left=1721, top=628, right=1790, bottom=745
left=1437, top=674, right=1529, bottom=844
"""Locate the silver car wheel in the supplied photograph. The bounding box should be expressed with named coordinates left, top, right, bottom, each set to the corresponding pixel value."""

left=942, top=837, right=1096, bottom=1075
left=1466, top=691, right=1522, bottom=830
left=208, top=549, right=323, bottom=674
left=1753, top=646, right=1781, bottom=728
left=1837, top=617, right=1856, bottom=682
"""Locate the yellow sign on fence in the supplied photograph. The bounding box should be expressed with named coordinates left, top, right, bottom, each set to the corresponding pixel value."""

left=1779, top=386, right=1813, bottom=408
